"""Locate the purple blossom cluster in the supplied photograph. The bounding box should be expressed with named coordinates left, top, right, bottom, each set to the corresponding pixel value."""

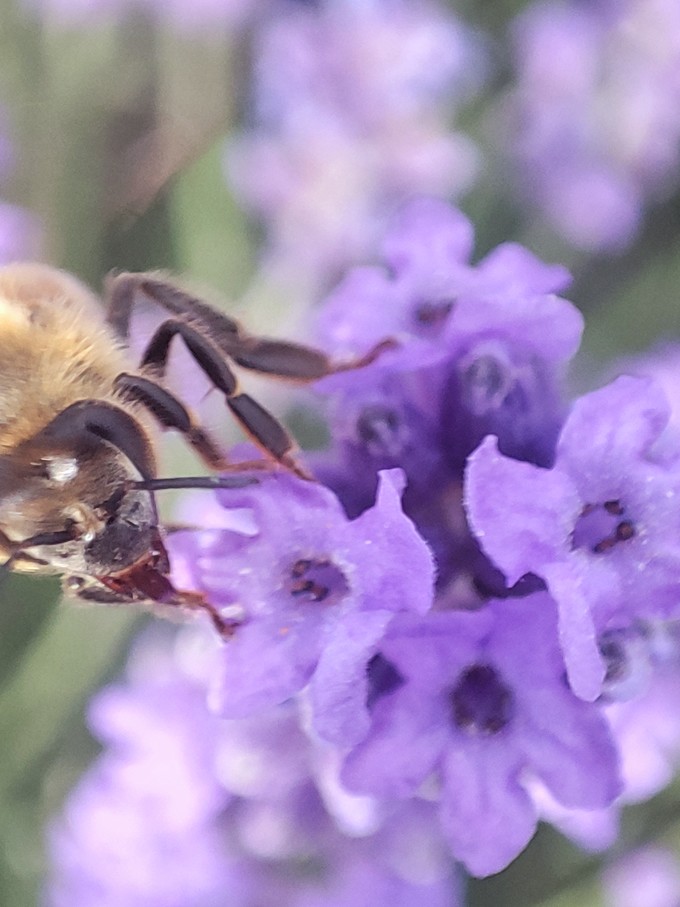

left=47, top=196, right=680, bottom=901
left=226, top=0, right=484, bottom=282
left=503, top=0, right=680, bottom=251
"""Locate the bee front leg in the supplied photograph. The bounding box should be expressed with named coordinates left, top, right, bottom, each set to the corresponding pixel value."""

left=169, top=588, right=240, bottom=640
left=114, top=373, right=230, bottom=471
left=64, top=574, right=238, bottom=640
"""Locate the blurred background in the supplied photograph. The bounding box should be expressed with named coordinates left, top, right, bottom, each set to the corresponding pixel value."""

left=2, top=0, right=680, bottom=904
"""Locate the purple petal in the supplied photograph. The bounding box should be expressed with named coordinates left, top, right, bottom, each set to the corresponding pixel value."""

left=342, top=688, right=449, bottom=798
left=379, top=610, right=493, bottom=688
left=381, top=196, right=474, bottom=278
left=209, top=617, right=323, bottom=716
left=557, top=376, right=671, bottom=491
left=315, top=266, right=411, bottom=353
left=310, top=610, right=395, bottom=745
left=440, top=742, right=537, bottom=877
left=475, top=242, right=572, bottom=295
left=448, top=290, right=584, bottom=364
left=349, top=470, right=435, bottom=615
left=541, top=561, right=605, bottom=701
left=464, top=435, right=581, bottom=585
left=523, top=700, right=622, bottom=809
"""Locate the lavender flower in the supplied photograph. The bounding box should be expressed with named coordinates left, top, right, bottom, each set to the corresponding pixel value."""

left=313, top=197, right=580, bottom=599
left=529, top=622, right=680, bottom=851
left=170, top=467, right=434, bottom=746
left=315, top=196, right=580, bottom=473
left=342, top=594, right=621, bottom=876
left=606, top=640, right=680, bottom=804
left=226, top=0, right=483, bottom=280
left=42, top=177, right=680, bottom=896
left=47, top=634, right=234, bottom=907
left=529, top=780, right=619, bottom=853
left=505, top=0, right=680, bottom=250
left=614, top=344, right=680, bottom=439
left=465, top=375, right=680, bottom=700
left=316, top=196, right=574, bottom=358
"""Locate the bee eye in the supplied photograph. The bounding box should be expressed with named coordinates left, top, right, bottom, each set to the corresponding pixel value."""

left=44, top=457, right=79, bottom=484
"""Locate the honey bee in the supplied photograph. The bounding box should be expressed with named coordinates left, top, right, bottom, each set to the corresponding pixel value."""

left=0, top=264, right=390, bottom=635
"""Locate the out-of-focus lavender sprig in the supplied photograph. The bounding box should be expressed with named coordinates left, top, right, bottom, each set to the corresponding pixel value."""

left=226, top=0, right=485, bottom=287
left=503, top=0, right=680, bottom=251
left=602, top=846, right=680, bottom=907
left=0, top=111, right=40, bottom=262
left=46, top=627, right=463, bottom=907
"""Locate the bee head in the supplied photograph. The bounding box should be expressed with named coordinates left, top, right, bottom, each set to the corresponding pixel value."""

left=0, top=400, right=163, bottom=578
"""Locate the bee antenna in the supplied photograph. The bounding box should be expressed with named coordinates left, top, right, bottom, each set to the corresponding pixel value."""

left=130, top=475, right=259, bottom=493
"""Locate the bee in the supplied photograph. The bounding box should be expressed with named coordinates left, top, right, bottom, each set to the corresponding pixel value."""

left=0, top=264, right=390, bottom=635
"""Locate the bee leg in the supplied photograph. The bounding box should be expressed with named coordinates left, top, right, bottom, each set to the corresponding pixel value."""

left=105, top=273, right=393, bottom=475
left=0, top=528, right=16, bottom=567
left=104, top=271, right=137, bottom=341
left=170, top=589, right=240, bottom=640
left=104, top=271, right=243, bottom=344
left=114, top=374, right=275, bottom=475
left=137, top=319, right=312, bottom=480
left=1, top=527, right=79, bottom=581
left=105, top=272, right=396, bottom=379
left=0, top=529, right=23, bottom=593
left=65, top=576, right=239, bottom=639
left=115, top=373, right=227, bottom=471
left=226, top=335, right=398, bottom=381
